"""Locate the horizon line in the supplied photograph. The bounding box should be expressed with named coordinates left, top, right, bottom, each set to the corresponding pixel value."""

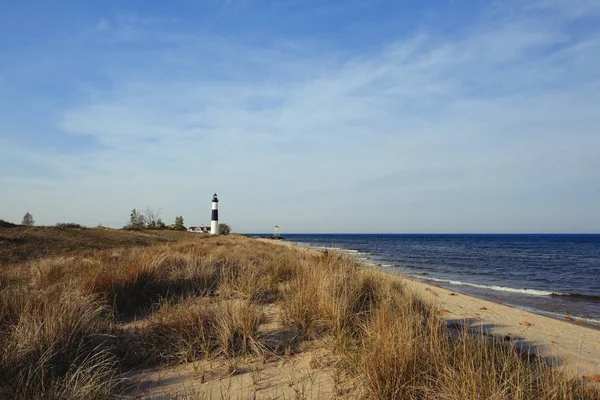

left=245, top=232, right=600, bottom=235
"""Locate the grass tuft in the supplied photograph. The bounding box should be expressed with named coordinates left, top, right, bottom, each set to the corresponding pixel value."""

left=0, top=288, right=122, bottom=399
left=215, top=300, right=264, bottom=357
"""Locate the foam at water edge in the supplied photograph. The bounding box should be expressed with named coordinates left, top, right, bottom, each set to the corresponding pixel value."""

left=522, top=307, right=600, bottom=326
left=423, top=277, right=558, bottom=296
left=287, top=241, right=369, bottom=258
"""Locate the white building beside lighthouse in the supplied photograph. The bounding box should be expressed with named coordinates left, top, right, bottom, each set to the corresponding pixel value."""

left=211, top=193, right=219, bottom=235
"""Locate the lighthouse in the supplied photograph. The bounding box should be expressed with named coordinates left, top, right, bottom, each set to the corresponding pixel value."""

left=210, top=193, right=219, bottom=235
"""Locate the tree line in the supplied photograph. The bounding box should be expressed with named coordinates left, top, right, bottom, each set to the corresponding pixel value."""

left=125, top=208, right=168, bottom=230
left=125, top=208, right=230, bottom=234
left=4, top=210, right=230, bottom=235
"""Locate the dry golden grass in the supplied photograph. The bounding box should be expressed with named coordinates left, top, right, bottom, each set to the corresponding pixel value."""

left=279, top=248, right=599, bottom=399
left=0, top=232, right=597, bottom=399
left=0, top=225, right=197, bottom=266
left=119, top=298, right=218, bottom=366
left=0, top=287, right=120, bottom=399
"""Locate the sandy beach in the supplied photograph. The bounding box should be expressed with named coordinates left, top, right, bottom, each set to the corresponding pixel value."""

left=402, top=277, right=600, bottom=377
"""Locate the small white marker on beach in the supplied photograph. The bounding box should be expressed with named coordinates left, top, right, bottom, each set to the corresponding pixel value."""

left=211, top=193, right=219, bottom=235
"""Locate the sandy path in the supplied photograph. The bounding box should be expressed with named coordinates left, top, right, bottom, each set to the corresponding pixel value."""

left=131, top=302, right=340, bottom=399
left=132, top=349, right=338, bottom=399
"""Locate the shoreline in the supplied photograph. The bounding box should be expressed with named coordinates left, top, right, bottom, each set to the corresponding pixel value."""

left=412, top=275, right=600, bottom=332
left=288, top=239, right=600, bottom=328
left=401, top=275, right=600, bottom=377
left=283, top=235, right=600, bottom=329
left=266, top=238, right=600, bottom=377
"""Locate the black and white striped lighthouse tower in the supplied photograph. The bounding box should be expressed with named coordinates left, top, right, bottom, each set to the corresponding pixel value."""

left=210, top=194, right=219, bottom=235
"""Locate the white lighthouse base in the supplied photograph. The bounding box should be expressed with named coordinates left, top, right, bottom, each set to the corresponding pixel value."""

left=211, top=221, right=219, bottom=235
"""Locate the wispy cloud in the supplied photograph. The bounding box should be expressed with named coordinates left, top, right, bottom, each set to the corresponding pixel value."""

left=532, top=0, right=600, bottom=18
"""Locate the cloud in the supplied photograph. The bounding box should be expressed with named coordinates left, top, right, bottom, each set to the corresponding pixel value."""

left=96, top=18, right=110, bottom=31
left=1, top=0, right=599, bottom=232
left=532, top=0, right=600, bottom=19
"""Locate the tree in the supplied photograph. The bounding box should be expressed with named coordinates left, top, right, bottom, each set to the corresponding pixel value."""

left=144, top=208, right=163, bottom=229
left=219, top=223, right=231, bottom=235
left=22, top=212, right=34, bottom=227
left=174, top=216, right=185, bottom=231
left=126, top=208, right=145, bottom=229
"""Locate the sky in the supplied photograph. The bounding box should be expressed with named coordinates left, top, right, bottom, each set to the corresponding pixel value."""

left=1, top=0, right=599, bottom=233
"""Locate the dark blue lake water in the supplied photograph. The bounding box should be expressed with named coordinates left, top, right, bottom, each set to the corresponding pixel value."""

left=269, top=234, right=600, bottom=326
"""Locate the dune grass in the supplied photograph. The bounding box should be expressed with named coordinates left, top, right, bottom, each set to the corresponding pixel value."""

left=0, top=232, right=597, bottom=399
left=0, top=225, right=192, bottom=266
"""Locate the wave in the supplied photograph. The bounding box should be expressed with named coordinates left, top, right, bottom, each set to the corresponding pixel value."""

left=420, top=277, right=600, bottom=325
left=550, top=292, right=600, bottom=302
left=291, top=242, right=314, bottom=248
left=422, top=277, right=557, bottom=296
left=306, top=245, right=361, bottom=254
left=423, top=278, right=600, bottom=301
left=296, top=244, right=371, bottom=260
left=291, top=241, right=600, bottom=304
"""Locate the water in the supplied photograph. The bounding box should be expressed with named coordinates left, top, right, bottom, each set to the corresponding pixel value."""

left=273, top=234, right=600, bottom=326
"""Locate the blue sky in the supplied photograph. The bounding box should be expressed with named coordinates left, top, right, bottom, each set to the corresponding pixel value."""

left=1, top=0, right=599, bottom=233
